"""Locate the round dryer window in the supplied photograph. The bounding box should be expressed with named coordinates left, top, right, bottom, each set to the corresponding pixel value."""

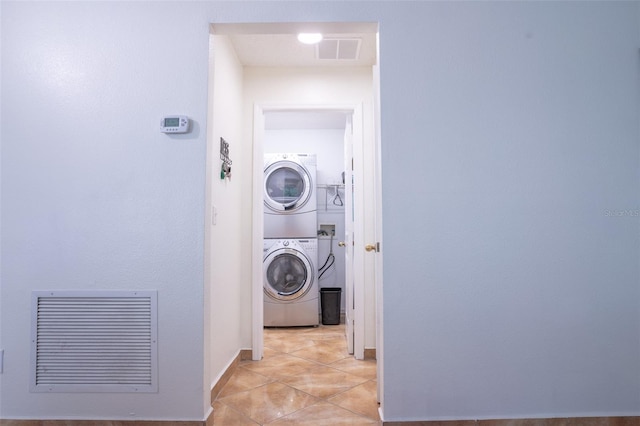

left=264, top=162, right=312, bottom=212
left=264, top=252, right=312, bottom=301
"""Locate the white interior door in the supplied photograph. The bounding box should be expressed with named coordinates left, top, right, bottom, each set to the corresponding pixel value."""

left=351, top=105, right=367, bottom=361
left=344, top=105, right=366, bottom=361
left=343, top=114, right=354, bottom=355
left=373, top=56, right=384, bottom=406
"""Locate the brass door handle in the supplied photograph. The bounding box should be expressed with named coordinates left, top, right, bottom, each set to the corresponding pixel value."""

left=365, top=244, right=376, bottom=252
left=338, top=241, right=346, bottom=247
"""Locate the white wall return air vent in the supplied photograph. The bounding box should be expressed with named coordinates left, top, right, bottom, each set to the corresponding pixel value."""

left=30, top=290, right=158, bottom=393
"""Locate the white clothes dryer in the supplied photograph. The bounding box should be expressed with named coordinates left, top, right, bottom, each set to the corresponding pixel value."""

left=264, top=153, right=317, bottom=238
left=263, top=238, right=319, bottom=327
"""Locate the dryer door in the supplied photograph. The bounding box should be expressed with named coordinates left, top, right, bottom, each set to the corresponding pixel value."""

left=264, top=161, right=312, bottom=213
left=264, top=248, right=314, bottom=301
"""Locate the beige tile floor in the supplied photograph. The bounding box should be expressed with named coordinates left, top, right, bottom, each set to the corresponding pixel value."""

left=212, top=324, right=380, bottom=425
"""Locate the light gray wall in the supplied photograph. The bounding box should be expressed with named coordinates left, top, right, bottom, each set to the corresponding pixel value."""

left=1, top=1, right=638, bottom=422
left=1, top=1, right=209, bottom=421
left=379, top=1, right=640, bottom=420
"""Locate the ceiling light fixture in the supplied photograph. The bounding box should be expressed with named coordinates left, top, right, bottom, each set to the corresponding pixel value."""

left=297, top=33, right=323, bottom=45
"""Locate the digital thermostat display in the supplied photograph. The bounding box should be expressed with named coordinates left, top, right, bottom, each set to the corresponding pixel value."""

left=161, top=115, right=190, bottom=133
left=164, top=117, right=180, bottom=127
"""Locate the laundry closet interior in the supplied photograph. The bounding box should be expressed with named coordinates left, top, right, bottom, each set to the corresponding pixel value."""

left=262, top=111, right=348, bottom=328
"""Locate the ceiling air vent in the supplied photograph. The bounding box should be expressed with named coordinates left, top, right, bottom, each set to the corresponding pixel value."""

left=317, top=38, right=361, bottom=60
left=30, top=290, right=158, bottom=393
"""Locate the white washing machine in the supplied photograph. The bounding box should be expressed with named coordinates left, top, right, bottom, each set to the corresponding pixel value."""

left=264, top=153, right=317, bottom=239
left=263, top=238, right=319, bottom=327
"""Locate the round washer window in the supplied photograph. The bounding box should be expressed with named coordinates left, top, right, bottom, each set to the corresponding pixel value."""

left=265, top=253, right=308, bottom=298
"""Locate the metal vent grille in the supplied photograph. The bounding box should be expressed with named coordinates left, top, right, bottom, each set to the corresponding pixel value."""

left=30, top=290, right=158, bottom=393
left=316, top=38, right=362, bottom=60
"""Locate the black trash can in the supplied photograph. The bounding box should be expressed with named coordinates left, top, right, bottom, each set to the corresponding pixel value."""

left=320, top=287, right=342, bottom=325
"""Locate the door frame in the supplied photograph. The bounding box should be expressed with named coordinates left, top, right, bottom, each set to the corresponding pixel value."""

left=251, top=103, right=365, bottom=361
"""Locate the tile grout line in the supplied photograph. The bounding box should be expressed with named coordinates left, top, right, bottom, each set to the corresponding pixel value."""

left=214, top=325, right=380, bottom=424
left=213, top=399, right=261, bottom=425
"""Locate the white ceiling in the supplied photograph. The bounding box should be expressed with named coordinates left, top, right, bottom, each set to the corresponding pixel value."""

left=211, top=23, right=377, bottom=129
left=212, top=22, right=378, bottom=68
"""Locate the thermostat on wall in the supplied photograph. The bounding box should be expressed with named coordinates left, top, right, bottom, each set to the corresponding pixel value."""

left=161, top=115, right=190, bottom=134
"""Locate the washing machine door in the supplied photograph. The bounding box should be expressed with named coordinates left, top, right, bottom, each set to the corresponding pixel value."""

left=264, top=246, right=314, bottom=301
left=264, top=161, right=312, bottom=213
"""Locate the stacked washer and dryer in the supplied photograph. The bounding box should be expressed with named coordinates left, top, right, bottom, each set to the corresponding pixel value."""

left=263, top=153, right=319, bottom=327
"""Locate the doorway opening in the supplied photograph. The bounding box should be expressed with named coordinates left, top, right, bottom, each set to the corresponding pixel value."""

left=207, top=21, right=384, bottom=410
left=256, top=105, right=360, bottom=358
